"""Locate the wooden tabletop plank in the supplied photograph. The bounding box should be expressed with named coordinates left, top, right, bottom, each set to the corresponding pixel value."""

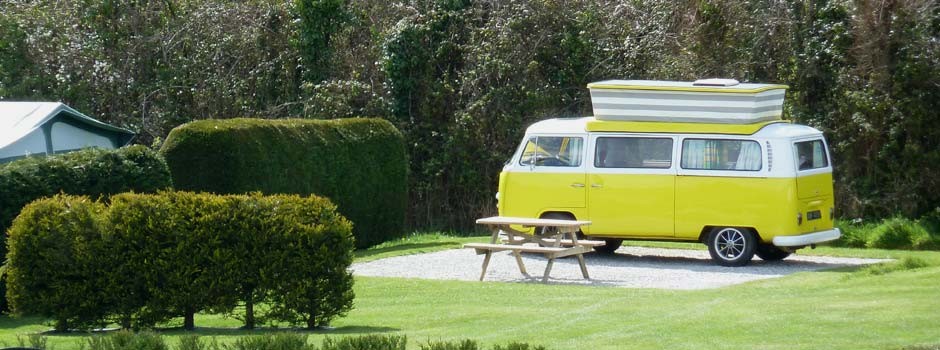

left=475, top=216, right=591, bottom=227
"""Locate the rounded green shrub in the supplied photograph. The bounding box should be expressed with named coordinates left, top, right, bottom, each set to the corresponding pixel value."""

left=160, top=118, right=406, bottom=248
left=5, top=195, right=110, bottom=331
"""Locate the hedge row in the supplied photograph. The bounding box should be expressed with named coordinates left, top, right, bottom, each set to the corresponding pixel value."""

left=5, top=192, right=355, bottom=331
left=0, top=145, right=172, bottom=312
left=834, top=216, right=940, bottom=250
left=76, top=332, right=548, bottom=350
left=160, top=118, right=407, bottom=248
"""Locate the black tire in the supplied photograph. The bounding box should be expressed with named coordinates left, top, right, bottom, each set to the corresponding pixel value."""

left=592, top=238, right=622, bottom=254
left=537, top=213, right=574, bottom=244
left=755, top=243, right=791, bottom=261
left=706, top=227, right=756, bottom=267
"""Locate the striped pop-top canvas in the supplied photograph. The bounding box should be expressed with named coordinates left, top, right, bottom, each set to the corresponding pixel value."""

left=587, top=80, right=788, bottom=124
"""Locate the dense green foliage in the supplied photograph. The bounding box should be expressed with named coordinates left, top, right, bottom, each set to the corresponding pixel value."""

left=4, top=195, right=111, bottom=331
left=0, top=146, right=171, bottom=312
left=835, top=217, right=940, bottom=250
left=6, top=192, right=355, bottom=331
left=0, top=145, right=172, bottom=240
left=1, top=0, right=937, bottom=228
left=160, top=118, right=406, bottom=248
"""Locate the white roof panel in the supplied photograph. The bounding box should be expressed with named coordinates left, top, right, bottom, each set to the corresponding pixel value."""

left=0, top=102, right=134, bottom=149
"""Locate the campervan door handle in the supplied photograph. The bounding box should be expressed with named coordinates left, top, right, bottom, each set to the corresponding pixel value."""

left=570, top=183, right=585, bottom=188
left=591, top=184, right=603, bottom=188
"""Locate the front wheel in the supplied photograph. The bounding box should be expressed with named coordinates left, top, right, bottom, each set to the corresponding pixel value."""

left=756, top=243, right=791, bottom=261
left=706, top=227, right=756, bottom=267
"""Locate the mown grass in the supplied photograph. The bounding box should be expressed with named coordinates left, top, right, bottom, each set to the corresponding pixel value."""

left=1, top=233, right=939, bottom=350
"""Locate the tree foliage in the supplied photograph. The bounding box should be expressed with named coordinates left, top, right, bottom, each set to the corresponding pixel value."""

left=2, top=0, right=938, bottom=227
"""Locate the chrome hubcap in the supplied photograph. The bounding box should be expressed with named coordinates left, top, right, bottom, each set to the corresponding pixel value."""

left=715, top=228, right=746, bottom=260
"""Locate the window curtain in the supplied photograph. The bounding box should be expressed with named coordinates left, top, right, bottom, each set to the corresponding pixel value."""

left=683, top=140, right=715, bottom=169
left=735, top=142, right=761, bottom=170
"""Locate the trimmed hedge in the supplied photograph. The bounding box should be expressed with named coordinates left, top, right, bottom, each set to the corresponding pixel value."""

left=0, top=145, right=172, bottom=312
left=160, top=118, right=407, bottom=248
left=6, top=192, right=355, bottom=331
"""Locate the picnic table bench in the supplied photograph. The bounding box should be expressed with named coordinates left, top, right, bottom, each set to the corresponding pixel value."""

left=465, top=216, right=602, bottom=282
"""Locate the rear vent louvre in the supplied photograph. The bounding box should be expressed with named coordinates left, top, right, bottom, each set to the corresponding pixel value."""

left=766, top=141, right=773, bottom=171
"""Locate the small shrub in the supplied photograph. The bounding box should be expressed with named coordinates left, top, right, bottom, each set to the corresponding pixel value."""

left=868, top=217, right=932, bottom=250
left=177, top=335, right=206, bottom=350
left=832, top=219, right=875, bottom=248
left=420, top=339, right=479, bottom=350
left=227, top=333, right=313, bottom=350
left=322, top=335, right=407, bottom=350
left=491, top=343, right=548, bottom=350
left=84, top=331, right=168, bottom=350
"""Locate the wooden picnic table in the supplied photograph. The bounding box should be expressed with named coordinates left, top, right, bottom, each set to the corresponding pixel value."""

left=465, top=216, right=602, bottom=283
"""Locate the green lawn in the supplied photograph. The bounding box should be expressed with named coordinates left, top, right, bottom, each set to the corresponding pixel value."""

left=2, top=233, right=939, bottom=350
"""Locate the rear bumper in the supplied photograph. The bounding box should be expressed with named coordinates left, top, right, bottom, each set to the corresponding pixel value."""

left=772, top=228, right=841, bottom=247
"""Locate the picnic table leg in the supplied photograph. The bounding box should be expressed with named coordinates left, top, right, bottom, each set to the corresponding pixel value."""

left=479, top=251, right=492, bottom=281
left=576, top=253, right=589, bottom=279
left=513, top=251, right=528, bottom=276
left=542, top=257, right=555, bottom=283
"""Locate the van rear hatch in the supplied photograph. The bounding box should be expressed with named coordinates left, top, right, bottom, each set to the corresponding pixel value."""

left=794, top=139, right=834, bottom=234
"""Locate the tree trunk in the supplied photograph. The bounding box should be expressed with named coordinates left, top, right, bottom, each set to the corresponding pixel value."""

left=184, top=308, right=195, bottom=331
left=121, top=315, right=132, bottom=330
left=54, top=319, right=69, bottom=333
left=306, top=315, right=317, bottom=330
left=244, top=297, right=255, bottom=330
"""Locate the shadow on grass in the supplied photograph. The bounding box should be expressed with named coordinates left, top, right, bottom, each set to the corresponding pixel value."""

left=355, top=241, right=465, bottom=260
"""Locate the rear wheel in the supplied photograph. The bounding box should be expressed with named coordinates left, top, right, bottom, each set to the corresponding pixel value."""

left=706, top=227, right=756, bottom=267
left=755, top=243, right=791, bottom=261
left=591, top=238, right=622, bottom=254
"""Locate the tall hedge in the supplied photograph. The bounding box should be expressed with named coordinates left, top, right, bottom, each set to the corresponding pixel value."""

left=0, top=145, right=172, bottom=312
left=160, top=118, right=406, bottom=248
left=6, top=191, right=355, bottom=331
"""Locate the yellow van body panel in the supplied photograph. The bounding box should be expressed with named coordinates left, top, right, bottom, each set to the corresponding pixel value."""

left=586, top=120, right=787, bottom=135
left=587, top=174, right=674, bottom=237
left=675, top=176, right=799, bottom=242
left=498, top=171, right=587, bottom=231
left=796, top=172, right=835, bottom=234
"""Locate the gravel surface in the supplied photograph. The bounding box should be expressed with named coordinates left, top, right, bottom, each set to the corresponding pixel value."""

left=352, top=246, right=888, bottom=289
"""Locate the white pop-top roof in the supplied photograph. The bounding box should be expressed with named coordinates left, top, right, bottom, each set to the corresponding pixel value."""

left=523, top=117, right=823, bottom=139
left=0, top=102, right=134, bottom=149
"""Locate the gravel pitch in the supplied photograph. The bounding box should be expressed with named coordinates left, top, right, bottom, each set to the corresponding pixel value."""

left=352, top=246, right=888, bottom=289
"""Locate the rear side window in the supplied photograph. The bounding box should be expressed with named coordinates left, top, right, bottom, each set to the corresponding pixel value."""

left=681, top=139, right=762, bottom=171
left=794, top=139, right=829, bottom=170
left=595, top=137, right=673, bottom=168
left=519, top=136, right=583, bottom=167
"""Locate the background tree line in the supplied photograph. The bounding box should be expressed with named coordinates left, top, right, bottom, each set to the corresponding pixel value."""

left=1, top=0, right=937, bottom=231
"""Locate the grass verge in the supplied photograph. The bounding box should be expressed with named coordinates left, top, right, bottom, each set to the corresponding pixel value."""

left=1, top=233, right=938, bottom=350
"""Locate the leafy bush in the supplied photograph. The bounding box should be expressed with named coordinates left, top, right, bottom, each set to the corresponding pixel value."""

left=420, top=340, right=479, bottom=350
left=867, top=217, right=934, bottom=250
left=6, top=191, right=354, bottom=331
left=84, top=331, right=168, bottom=350
left=832, top=220, right=877, bottom=248
left=228, top=333, right=313, bottom=350
left=5, top=195, right=111, bottom=331
left=160, top=118, right=406, bottom=249
left=321, top=335, right=406, bottom=350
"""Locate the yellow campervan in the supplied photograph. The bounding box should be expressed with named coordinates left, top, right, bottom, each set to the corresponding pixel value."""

left=496, top=79, right=841, bottom=266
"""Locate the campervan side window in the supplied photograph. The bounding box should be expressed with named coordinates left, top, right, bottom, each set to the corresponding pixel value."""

left=594, top=137, right=673, bottom=168
left=681, top=139, right=762, bottom=171
left=794, top=139, right=829, bottom=170
left=519, top=136, right=583, bottom=167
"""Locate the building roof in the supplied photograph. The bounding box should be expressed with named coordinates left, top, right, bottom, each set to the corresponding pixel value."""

left=0, top=102, right=134, bottom=149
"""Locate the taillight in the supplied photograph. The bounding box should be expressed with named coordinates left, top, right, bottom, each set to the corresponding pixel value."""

left=797, top=212, right=803, bottom=225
